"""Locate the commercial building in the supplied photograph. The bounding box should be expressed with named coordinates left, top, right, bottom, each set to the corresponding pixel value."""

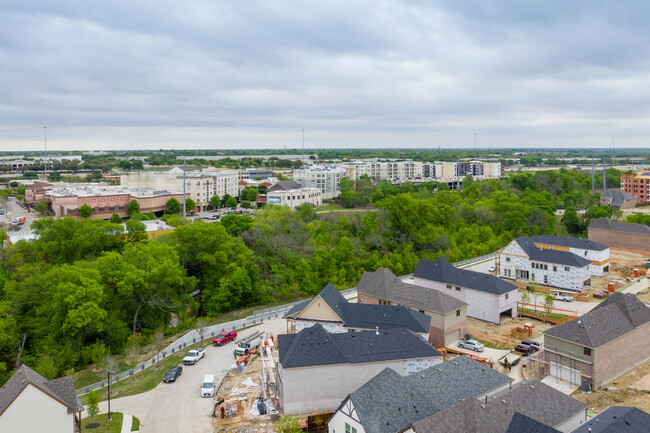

left=413, top=257, right=518, bottom=324
left=620, top=171, right=650, bottom=202
left=120, top=168, right=239, bottom=212
left=542, top=293, right=650, bottom=389
left=292, top=166, right=346, bottom=200
left=45, top=186, right=184, bottom=220
left=240, top=167, right=272, bottom=180
left=277, top=324, right=441, bottom=415
left=356, top=268, right=467, bottom=346
left=588, top=217, right=650, bottom=252
left=256, top=181, right=322, bottom=209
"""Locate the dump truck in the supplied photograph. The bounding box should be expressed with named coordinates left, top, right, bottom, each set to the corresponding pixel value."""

left=235, top=330, right=264, bottom=356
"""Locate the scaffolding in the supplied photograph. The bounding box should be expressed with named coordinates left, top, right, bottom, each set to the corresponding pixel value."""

left=527, top=345, right=593, bottom=389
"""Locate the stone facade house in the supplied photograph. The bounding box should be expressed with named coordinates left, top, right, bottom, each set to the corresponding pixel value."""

left=356, top=268, right=467, bottom=346
left=277, top=324, right=441, bottom=415
left=413, top=257, right=518, bottom=324
left=588, top=217, right=650, bottom=253
left=542, top=293, right=650, bottom=389
left=283, top=283, right=431, bottom=339
left=0, top=364, right=84, bottom=433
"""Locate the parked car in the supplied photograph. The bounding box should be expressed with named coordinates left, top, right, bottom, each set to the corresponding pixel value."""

left=489, top=265, right=497, bottom=273
left=213, top=331, right=237, bottom=346
left=520, top=340, right=540, bottom=352
left=183, top=347, right=206, bottom=365
left=163, top=366, right=183, bottom=383
left=554, top=293, right=574, bottom=302
left=514, top=344, right=535, bottom=356
left=458, top=339, right=484, bottom=352
left=201, top=374, right=215, bottom=398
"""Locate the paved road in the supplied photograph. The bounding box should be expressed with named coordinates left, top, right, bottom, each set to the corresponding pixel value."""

left=97, top=318, right=287, bottom=433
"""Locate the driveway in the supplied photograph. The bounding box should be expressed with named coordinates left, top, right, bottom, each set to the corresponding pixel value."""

left=97, top=318, right=287, bottom=433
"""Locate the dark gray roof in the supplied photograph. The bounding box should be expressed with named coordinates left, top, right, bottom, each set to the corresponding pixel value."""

left=0, top=364, right=84, bottom=417
left=544, top=293, right=650, bottom=348
left=601, top=190, right=636, bottom=206
left=357, top=268, right=467, bottom=315
left=405, top=355, right=513, bottom=411
left=344, top=368, right=439, bottom=433
left=414, top=257, right=518, bottom=295
left=530, top=234, right=609, bottom=252
left=412, top=380, right=584, bottom=433
left=268, top=180, right=302, bottom=192
left=516, top=237, right=592, bottom=267
left=283, top=283, right=432, bottom=334
left=589, top=217, right=650, bottom=235
left=278, top=324, right=440, bottom=369
left=572, top=406, right=650, bottom=433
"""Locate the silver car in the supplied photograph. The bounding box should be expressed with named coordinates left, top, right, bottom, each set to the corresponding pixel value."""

left=458, top=339, right=484, bottom=352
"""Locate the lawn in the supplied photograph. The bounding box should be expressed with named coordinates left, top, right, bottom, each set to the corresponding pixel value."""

left=315, top=203, right=345, bottom=212
left=518, top=307, right=569, bottom=321
left=83, top=412, right=123, bottom=433
left=474, top=338, right=512, bottom=351
left=131, top=416, right=140, bottom=431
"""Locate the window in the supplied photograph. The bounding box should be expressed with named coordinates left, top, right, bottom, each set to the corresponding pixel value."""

left=544, top=264, right=548, bottom=270
left=505, top=293, right=509, bottom=300
left=583, top=347, right=592, bottom=357
left=455, top=286, right=461, bottom=291
left=553, top=266, right=557, bottom=272
left=506, top=257, right=511, bottom=262
left=531, top=273, right=535, bottom=281
left=456, top=309, right=461, bottom=317
left=565, top=266, right=570, bottom=272
left=447, top=284, right=452, bottom=289
left=345, top=423, right=357, bottom=433
left=544, top=276, right=548, bottom=284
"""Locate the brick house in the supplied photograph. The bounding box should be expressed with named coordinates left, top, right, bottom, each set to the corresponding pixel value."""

left=499, top=236, right=593, bottom=291
left=283, top=283, right=431, bottom=340
left=599, top=190, right=637, bottom=209
left=356, top=268, right=467, bottom=346
left=542, top=293, right=650, bottom=389
left=413, top=257, right=518, bottom=324
left=277, top=324, right=441, bottom=415
left=588, top=217, right=650, bottom=253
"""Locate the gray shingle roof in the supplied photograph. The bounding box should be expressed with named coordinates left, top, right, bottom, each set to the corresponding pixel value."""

left=267, top=180, right=302, bottom=192
left=601, top=190, right=636, bottom=206
left=544, top=293, right=650, bottom=348
left=357, top=268, right=467, bottom=314
left=283, top=283, right=432, bottom=334
left=414, top=257, right=518, bottom=295
left=589, top=217, right=650, bottom=235
left=412, top=380, right=584, bottom=433
left=571, top=406, right=650, bottom=433
left=516, top=237, right=592, bottom=267
left=278, top=324, right=440, bottom=369
left=0, top=364, right=84, bottom=417
left=343, top=368, right=439, bottom=433
left=530, top=234, right=609, bottom=252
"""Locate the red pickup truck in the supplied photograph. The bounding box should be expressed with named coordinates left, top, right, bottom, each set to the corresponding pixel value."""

left=213, top=331, right=237, bottom=346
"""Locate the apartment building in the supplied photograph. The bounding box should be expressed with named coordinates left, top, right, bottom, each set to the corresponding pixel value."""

left=292, top=166, right=346, bottom=200
left=367, top=160, right=423, bottom=181
left=620, top=171, right=650, bottom=202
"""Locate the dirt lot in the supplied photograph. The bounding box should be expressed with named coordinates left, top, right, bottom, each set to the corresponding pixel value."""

left=588, top=249, right=648, bottom=293
left=572, top=357, right=650, bottom=414
left=466, top=316, right=553, bottom=348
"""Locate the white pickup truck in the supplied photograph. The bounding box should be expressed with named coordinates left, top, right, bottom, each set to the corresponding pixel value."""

left=183, top=347, right=206, bottom=365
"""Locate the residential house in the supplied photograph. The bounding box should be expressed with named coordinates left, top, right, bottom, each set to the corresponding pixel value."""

left=528, top=235, right=610, bottom=276
left=571, top=406, right=650, bottom=433
left=0, top=364, right=84, bottom=433
left=413, top=258, right=518, bottom=324
left=599, top=190, right=637, bottom=209
left=328, top=356, right=513, bottom=433
left=588, top=217, right=650, bottom=253
left=542, top=292, right=650, bottom=389
left=499, top=236, right=593, bottom=291
left=277, top=324, right=441, bottom=415
left=403, top=379, right=587, bottom=433
left=356, top=268, right=467, bottom=346
left=283, top=283, right=431, bottom=339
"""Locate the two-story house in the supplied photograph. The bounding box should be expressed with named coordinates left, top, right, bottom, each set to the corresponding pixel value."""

left=529, top=235, right=609, bottom=277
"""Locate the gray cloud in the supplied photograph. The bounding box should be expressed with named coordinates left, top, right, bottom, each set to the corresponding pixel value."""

left=0, top=0, right=649, bottom=150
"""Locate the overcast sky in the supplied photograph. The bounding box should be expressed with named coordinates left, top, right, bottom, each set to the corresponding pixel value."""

left=1, top=1, right=649, bottom=151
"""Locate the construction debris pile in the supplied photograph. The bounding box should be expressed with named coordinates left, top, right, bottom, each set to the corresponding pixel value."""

left=213, top=333, right=280, bottom=432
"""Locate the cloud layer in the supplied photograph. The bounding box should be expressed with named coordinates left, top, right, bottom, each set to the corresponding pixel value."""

left=1, top=1, right=649, bottom=150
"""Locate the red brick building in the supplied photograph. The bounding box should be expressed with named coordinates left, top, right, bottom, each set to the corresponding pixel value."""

left=620, top=171, right=650, bottom=202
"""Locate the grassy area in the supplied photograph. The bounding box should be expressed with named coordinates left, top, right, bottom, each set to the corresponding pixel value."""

left=131, top=416, right=140, bottom=431
left=518, top=307, right=568, bottom=320
left=474, top=338, right=512, bottom=351
left=83, top=412, right=123, bottom=433
left=315, top=203, right=345, bottom=212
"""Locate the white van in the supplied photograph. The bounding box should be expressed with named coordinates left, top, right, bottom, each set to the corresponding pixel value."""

left=201, top=374, right=215, bottom=398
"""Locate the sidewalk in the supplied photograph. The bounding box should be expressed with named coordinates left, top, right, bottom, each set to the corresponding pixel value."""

left=121, top=413, right=134, bottom=433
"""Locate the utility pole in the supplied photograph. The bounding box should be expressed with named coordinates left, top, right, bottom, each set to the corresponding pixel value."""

left=43, top=126, right=47, bottom=174
left=603, top=157, right=606, bottom=192
left=302, top=129, right=305, bottom=168
left=591, top=157, right=595, bottom=191
left=183, top=157, right=186, bottom=218
left=474, top=133, right=477, bottom=159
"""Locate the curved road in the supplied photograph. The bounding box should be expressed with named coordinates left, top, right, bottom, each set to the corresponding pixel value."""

left=97, top=318, right=287, bottom=433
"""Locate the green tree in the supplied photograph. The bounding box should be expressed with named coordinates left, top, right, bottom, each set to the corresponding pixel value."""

left=34, top=200, right=48, bottom=215
left=109, top=213, right=122, bottom=224
left=562, top=207, right=584, bottom=235
left=520, top=291, right=531, bottom=306
left=127, top=200, right=140, bottom=217
left=209, top=195, right=221, bottom=209
left=543, top=294, right=555, bottom=314
left=166, top=197, right=182, bottom=215
left=220, top=214, right=254, bottom=236
left=275, top=415, right=302, bottom=433
left=86, top=390, right=100, bottom=424
left=125, top=219, right=147, bottom=244
left=9, top=181, right=18, bottom=189
left=79, top=204, right=93, bottom=218
left=226, top=196, right=238, bottom=209
left=185, top=197, right=196, bottom=213
left=298, top=203, right=314, bottom=222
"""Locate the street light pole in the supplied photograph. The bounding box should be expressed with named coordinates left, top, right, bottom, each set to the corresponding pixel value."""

left=107, top=371, right=113, bottom=421
left=43, top=126, right=47, bottom=174
left=474, top=133, right=477, bottom=159
left=182, top=157, right=186, bottom=218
